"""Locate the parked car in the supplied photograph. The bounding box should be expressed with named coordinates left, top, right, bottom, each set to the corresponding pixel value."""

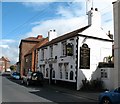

left=21, top=71, right=44, bottom=86
left=11, top=72, right=21, bottom=80
left=99, top=87, right=120, bottom=104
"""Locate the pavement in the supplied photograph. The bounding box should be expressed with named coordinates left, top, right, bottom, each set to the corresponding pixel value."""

left=46, top=84, right=100, bottom=102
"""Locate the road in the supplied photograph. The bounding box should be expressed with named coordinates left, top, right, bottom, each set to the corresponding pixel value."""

left=2, top=74, right=98, bottom=103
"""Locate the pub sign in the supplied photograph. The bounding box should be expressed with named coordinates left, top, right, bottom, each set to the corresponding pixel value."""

left=80, top=43, right=90, bottom=69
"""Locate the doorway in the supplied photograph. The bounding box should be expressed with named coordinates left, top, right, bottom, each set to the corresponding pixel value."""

left=49, top=64, right=53, bottom=84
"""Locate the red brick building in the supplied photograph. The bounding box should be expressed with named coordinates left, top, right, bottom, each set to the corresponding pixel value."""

left=0, top=56, right=10, bottom=72
left=19, top=35, right=48, bottom=76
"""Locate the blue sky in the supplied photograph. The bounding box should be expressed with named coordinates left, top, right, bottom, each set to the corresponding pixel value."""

left=1, top=0, right=115, bottom=64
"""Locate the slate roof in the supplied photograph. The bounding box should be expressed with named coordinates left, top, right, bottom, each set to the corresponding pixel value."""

left=40, top=25, right=90, bottom=48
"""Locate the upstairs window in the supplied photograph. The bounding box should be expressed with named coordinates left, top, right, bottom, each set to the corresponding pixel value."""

left=66, top=43, right=74, bottom=56
left=52, top=70, right=55, bottom=78
left=50, top=45, right=53, bottom=58
left=62, top=41, right=66, bottom=56
left=41, top=49, right=44, bottom=60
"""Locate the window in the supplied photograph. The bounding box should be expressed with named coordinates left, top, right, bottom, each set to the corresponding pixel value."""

left=60, top=72, right=62, bottom=79
left=62, top=41, right=66, bottom=56
left=41, top=49, right=44, bottom=60
left=46, top=68, right=48, bottom=77
left=70, top=71, right=74, bottom=80
left=65, top=72, right=68, bottom=79
left=43, top=65, right=45, bottom=76
left=64, top=63, right=68, bottom=79
left=52, top=70, right=55, bottom=78
left=59, top=63, right=62, bottom=79
left=50, top=45, right=53, bottom=58
left=101, top=69, right=108, bottom=78
left=66, top=43, right=73, bottom=56
left=39, top=65, right=42, bottom=72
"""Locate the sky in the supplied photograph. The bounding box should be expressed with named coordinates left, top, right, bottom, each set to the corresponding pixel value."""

left=1, top=0, right=116, bottom=64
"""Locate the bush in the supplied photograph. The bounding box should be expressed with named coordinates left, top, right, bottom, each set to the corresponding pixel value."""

left=80, top=78, right=104, bottom=91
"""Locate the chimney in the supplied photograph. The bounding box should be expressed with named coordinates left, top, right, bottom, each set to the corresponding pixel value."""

left=37, top=35, right=43, bottom=39
left=48, top=30, right=57, bottom=41
left=88, top=8, right=101, bottom=27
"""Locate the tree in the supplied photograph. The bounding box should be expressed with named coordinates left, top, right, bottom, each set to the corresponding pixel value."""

left=10, top=65, right=16, bottom=71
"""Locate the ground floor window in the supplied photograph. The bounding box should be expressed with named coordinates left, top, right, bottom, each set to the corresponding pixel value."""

left=60, top=72, right=62, bottom=79
left=65, top=72, right=68, bottom=79
left=46, top=68, right=48, bottom=77
left=52, top=70, right=55, bottom=78
left=70, top=71, right=74, bottom=80
left=59, top=63, right=63, bottom=79
left=101, top=69, right=107, bottom=78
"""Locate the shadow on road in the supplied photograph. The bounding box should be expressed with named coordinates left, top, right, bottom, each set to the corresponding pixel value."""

left=2, top=75, right=98, bottom=104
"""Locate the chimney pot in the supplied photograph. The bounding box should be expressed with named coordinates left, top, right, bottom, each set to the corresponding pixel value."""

left=91, top=8, right=93, bottom=10
left=95, top=8, right=98, bottom=11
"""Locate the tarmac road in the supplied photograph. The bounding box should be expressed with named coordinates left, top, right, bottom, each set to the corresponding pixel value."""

left=2, top=74, right=98, bottom=104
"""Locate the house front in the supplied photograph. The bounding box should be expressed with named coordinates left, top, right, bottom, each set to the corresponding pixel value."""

left=19, top=35, right=45, bottom=76
left=0, top=56, right=10, bottom=72
left=37, top=8, right=113, bottom=90
left=24, top=37, right=48, bottom=75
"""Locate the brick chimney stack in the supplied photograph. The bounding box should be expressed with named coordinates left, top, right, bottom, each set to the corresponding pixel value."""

left=37, top=35, right=43, bottom=39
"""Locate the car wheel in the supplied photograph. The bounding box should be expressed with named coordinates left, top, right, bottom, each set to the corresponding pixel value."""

left=102, top=97, right=112, bottom=104
left=26, top=80, right=30, bottom=86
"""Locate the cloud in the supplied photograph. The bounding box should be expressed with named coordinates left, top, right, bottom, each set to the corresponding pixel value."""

left=2, top=1, right=114, bottom=65
left=0, top=39, right=19, bottom=64
left=24, top=16, right=87, bottom=38
left=22, top=2, right=51, bottom=11
left=0, top=45, right=9, bottom=49
left=23, top=1, right=114, bottom=38
left=0, top=39, right=16, bottom=43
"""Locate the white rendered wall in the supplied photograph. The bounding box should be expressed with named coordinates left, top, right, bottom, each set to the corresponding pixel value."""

left=38, top=37, right=78, bottom=83
left=77, top=27, right=112, bottom=90
left=92, top=68, right=114, bottom=90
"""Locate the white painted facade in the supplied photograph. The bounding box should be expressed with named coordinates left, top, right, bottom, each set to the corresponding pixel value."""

left=113, top=0, right=120, bottom=89
left=92, top=67, right=114, bottom=90
left=37, top=8, right=113, bottom=90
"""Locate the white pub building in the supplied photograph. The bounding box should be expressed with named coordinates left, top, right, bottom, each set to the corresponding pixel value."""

left=37, top=8, right=113, bottom=90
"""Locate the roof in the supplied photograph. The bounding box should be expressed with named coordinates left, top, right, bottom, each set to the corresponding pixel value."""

left=19, top=35, right=44, bottom=48
left=0, top=56, right=10, bottom=62
left=40, top=25, right=90, bottom=48
left=98, top=62, right=114, bottom=68
left=23, top=37, right=43, bottom=42
left=25, top=38, right=48, bottom=56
